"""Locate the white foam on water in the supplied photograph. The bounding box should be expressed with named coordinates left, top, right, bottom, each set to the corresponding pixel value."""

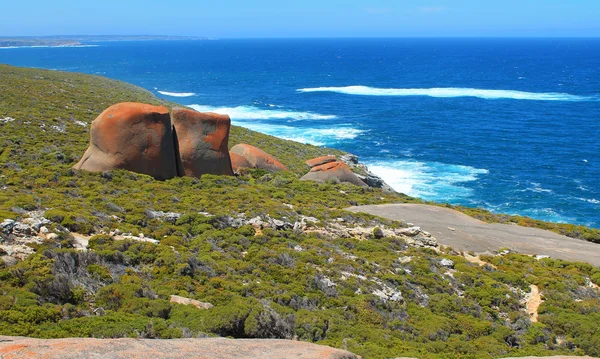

left=228, top=121, right=364, bottom=146
left=364, top=159, right=489, bottom=201
left=189, top=104, right=337, bottom=121
left=157, top=91, right=197, bottom=97
left=520, top=182, right=554, bottom=194
left=576, top=197, right=600, bottom=205
left=297, top=86, right=594, bottom=101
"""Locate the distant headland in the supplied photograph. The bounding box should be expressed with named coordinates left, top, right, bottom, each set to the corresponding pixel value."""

left=0, top=35, right=208, bottom=48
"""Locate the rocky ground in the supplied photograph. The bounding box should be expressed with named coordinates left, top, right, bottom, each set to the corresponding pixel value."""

left=347, top=204, right=600, bottom=267
left=0, top=336, right=358, bottom=359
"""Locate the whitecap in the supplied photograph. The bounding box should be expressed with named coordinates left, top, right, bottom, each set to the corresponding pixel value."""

left=229, top=121, right=364, bottom=146
left=297, top=86, right=594, bottom=101
left=576, top=197, right=600, bottom=205
left=189, top=104, right=337, bottom=121
left=521, top=182, right=553, bottom=194
left=157, top=91, right=197, bottom=97
left=364, top=159, right=488, bottom=201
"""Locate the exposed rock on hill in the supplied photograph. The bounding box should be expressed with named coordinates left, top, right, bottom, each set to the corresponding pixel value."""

left=305, top=155, right=337, bottom=168
left=301, top=161, right=367, bottom=187
left=171, top=107, right=234, bottom=177
left=339, top=153, right=394, bottom=192
left=0, top=336, right=358, bottom=359
left=230, top=143, right=288, bottom=172
left=73, top=102, right=178, bottom=180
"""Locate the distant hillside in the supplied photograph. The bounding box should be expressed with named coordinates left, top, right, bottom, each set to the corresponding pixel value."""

left=0, top=64, right=599, bottom=359
left=0, top=35, right=209, bottom=47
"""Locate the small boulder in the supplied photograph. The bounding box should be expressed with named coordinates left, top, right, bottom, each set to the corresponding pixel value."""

left=305, top=155, right=337, bottom=168
left=300, top=161, right=366, bottom=187
left=440, top=258, right=455, bottom=268
left=171, top=108, right=234, bottom=177
left=230, top=144, right=288, bottom=172
left=73, top=102, right=177, bottom=180
left=170, top=295, right=213, bottom=310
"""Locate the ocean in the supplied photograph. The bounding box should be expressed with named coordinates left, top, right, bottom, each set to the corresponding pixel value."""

left=1, top=38, right=599, bottom=228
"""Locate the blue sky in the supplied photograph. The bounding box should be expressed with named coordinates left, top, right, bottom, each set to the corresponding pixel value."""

left=1, top=0, right=599, bottom=37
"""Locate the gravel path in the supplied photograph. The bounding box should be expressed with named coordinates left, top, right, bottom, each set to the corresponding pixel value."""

left=347, top=204, right=600, bottom=267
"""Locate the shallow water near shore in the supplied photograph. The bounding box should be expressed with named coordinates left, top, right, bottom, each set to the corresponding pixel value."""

left=1, top=38, right=598, bottom=227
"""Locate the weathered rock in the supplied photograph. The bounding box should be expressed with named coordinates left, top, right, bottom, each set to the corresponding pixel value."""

left=145, top=209, right=181, bottom=224
left=169, top=295, right=213, bottom=309
left=1, top=219, right=15, bottom=237
left=230, top=144, right=288, bottom=172
left=230, top=152, right=252, bottom=173
left=339, top=153, right=359, bottom=165
left=73, top=102, right=177, bottom=180
left=171, top=107, right=234, bottom=177
left=0, top=336, right=358, bottom=359
left=305, top=155, right=337, bottom=168
left=440, top=258, right=455, bottom=268
left=300, top=161, right=366, bottom=187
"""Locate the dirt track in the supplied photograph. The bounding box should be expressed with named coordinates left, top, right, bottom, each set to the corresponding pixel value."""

left=347, top=204, right=600, bottom=267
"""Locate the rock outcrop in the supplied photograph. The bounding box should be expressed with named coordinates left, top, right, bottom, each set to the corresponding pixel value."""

left=339, top=153, right=395, bottom=192
left=300, top=161, right=366, bottom=186
left=171, top=107, right=234, bottom=177
left=230, top=144, right=288, bottom=172
left=305, top=155, right=337, bottom=168
left=0, top=336, right=358, bottom=359
left=73, top=102, right=178, bottom=180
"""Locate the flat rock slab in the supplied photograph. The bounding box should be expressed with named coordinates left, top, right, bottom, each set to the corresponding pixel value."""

left=0, top=336, right=357, bottom=359
left=347, top=204, right=600, bottom=267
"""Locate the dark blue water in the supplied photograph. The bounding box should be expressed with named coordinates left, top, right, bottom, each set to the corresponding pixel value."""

left=1, top=39, right=599, bottom=227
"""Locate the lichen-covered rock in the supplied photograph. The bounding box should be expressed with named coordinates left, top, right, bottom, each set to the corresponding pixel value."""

left=0, top=336, right=359, bottom=359
left=73, top=102, right=177, bottom=180
left=300, top=161, right=366, bottom=186
left=305, top=155, right=337, bottom=168
left=171, top=107, right=234, bottom=177
left=230, top=144, right=288, bottom=172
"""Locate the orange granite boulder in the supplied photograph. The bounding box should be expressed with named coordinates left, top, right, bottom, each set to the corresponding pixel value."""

left=300, top=161, right=366, bottom=186
left=230, top=152, right=252, bottom=173
left=230, top=144, right=288, bottom=172
left=305, top=155, right=337, bottom=168
left=171, top=107, right=234, bottom=177
left=72, top=102, right=177, bottom=180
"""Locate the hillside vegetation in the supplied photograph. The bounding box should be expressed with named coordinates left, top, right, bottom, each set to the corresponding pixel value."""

left=0, top=64, right=599, bottom=359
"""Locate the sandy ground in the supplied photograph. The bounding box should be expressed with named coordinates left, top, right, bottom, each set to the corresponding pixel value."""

left=526, top=284, right=542, bottom=323
left=346, top=204, right=600, bottom=267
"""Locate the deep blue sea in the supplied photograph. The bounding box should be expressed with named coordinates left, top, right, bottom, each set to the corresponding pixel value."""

left=1, top=38, right=599, bottom=228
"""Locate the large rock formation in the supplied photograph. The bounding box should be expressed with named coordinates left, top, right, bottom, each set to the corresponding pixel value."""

left=300, top=161, right=366, bottom=186
left=230, top=144, right=288, bottom=172
left=0, top=336, right=358, bottom=359
left=171, top=107, right=233, bottom=177
left=305, top=155, right=337, bottom=168
left=73, top=102, right=177, bottom=180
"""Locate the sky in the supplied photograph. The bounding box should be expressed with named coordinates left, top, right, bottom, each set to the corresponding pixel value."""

left=1, top=0, right=599, bottom=38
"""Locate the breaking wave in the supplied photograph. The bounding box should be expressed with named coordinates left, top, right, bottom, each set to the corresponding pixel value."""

left=297, top=86, right=594, bottom=101
left=157, top=91, right=197, bottom=97
left=189, top=104, right=337, bottom=121
left=364, top=159, right=489, bottom=201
